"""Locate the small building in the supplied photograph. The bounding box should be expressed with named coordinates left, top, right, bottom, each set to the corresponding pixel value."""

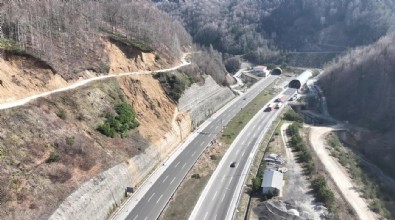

left=261, top=169, right=283, bottom=195
left=253, top=65, right=267, bottom=72
left=252, top=66, right=270, bottom=77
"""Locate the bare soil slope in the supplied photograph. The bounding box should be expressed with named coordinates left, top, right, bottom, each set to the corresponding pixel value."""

left=0, top=73, right=188, bottom=219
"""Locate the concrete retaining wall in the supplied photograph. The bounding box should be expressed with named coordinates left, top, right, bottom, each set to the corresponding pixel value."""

left=48, top=76, right=234, bottom=220
left=178, top=76, right=235, bottom=128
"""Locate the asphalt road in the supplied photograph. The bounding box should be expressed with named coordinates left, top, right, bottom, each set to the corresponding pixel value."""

left=190, top=88, right=296, bottom=220
left=121, top=76, right=279, bottom=220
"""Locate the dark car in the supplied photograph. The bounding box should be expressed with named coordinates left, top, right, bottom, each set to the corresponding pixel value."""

left=230, top=162, right=237, bottom=168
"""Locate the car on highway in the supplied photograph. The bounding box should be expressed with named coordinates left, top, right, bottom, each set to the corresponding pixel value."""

left=230, top=162, right=237, bottom=168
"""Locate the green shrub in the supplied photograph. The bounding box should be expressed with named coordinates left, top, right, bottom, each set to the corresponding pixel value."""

left=97, top=102, right=139, bottom=138
left=65, top=136, right=75, bottom=146
left=252, top=177, right=262, bottom=192
left=210, top=155, right=218, bottom=160
left=191, top=174, right=200, bottom=179
left=46, top=152, right=60, bottom=163
left=312, top=176, right=335, bottom=209
left=56, top=109, right=66, bottom=120
left=283, top=110, right=303, bottom=122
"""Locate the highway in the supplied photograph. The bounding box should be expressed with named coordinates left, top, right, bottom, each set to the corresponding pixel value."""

left=189, top=88, right=296, bottom=220
left=114, top=75, right=279, bottom=220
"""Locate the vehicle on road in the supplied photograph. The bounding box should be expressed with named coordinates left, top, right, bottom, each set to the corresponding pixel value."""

left=230, top=162, right=237, bottom=168
left=264, top=103, right=276, bottom=112
left=275, top=103, right=283, bottom=109
left=275, top=95, right=285, bottom=103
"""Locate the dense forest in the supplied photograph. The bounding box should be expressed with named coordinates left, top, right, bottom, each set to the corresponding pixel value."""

left=154, top=0, right=395, bottom=65
left=0, top=0, right=192, bottom=79
left=318, top=32, right=395, bottom=178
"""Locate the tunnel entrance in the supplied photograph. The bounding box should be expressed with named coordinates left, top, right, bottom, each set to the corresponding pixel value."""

left=289, top=80, right=301, bottom=89
left=271, top=67, right=282, bottom=75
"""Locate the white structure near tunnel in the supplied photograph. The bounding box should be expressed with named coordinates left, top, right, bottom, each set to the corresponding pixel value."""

left=261, top=169, right=283, bottom=195
left=289, top=70, right=313, bottom=89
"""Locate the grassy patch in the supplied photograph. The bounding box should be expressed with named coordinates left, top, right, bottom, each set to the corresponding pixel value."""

left=162, top=175, right=210, bottom=220
left=221, top=86, right=277, bottom=145
left=0, top=38, right=26, bottom=52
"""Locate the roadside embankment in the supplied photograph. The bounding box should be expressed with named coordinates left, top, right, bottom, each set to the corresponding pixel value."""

left=47, top=75, right=234, bottom=220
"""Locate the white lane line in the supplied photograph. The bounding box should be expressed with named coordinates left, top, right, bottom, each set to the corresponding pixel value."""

left=175, top=161, right=180, bottom=168
left=252, top=124, right=257, bottom=129
left=221, top=194, right=226, bottom=202
left=200, top=142, right=204, bottom=147
left=162, top=175, right=168, bottom=183
left=241, top=151, right=245, bottom=157
left=147, top=193, right=156, bottom=202
left=236, top=149, right=240, bottom=154
left=144, top=217, right=147, bottom=220
left=204, top=212, right=209, bottom=220
left=170, top=177, right=176, bottom=185
left=212, top=191, right=218, bottom=201
left=156, top=194, right=163, bottom=204
left=133, top=215, right=138, bottom=220
left=214, top=214, right=217, bottom=220
left=192, top=151, right=196, bottom=157
left=221, top=176, right=225, bottom=183
left=182, top=163, right=186, bottom=169
left=215, top=125, right=219, bottom=130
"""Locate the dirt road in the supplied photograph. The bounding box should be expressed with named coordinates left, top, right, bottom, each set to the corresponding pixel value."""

left=0, top=53, right=191, bottom=110
left=308, top=126, right=376, bottom=220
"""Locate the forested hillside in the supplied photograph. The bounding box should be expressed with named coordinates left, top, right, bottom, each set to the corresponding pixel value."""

left=154, top=0, right=395, bottom=65
left=0, top=0, right=192, bottom=79
left=318, top=32, right=395, bottom=178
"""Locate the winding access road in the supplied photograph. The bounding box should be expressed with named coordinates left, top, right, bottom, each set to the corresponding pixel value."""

left=0, top=53, right=191, bottom=110
left=114, top=76, right=281, bottom=220
left=189, top=88, right=296, bottom=220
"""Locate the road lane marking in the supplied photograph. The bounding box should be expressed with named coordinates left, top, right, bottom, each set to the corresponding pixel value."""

left=192, top=151, right=196, bottom=157
left=170, top=177, right=176, bottom=185
left=144, top=217, right=147, bottom=220
left=182, top=163, right=186, bottom=169
left=212, top=191, right=218, bottom=201
left=200, top=142, right=204, bottom=147
left=252, top=124, right=257, bottom=129
left=162, top=175, right=168, bottom=183
left=221, top=176, right=225, bottom=182
left=147, top=193, right=155, bottom=202
left=236, top=149, right=240, bottom=154
left=214, top=214, right=217, bottom=220
left=133, top=215, right=138, bottom=220
left=221, top=194, right=225, bottom=202
left=204, top=212, right=208, bottom=220
left=156, top=194, right=163, bottom=204
left=241, top=151, right=245, bottom=157
left=175, top=161, right=180, bottom=168
left=215, top=125, right=219, bottom=130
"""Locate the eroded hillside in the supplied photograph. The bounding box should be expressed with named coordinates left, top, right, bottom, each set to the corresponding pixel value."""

left=0, top=73, right=187, bottom=219
left=0, top=39, right=167, bottom=104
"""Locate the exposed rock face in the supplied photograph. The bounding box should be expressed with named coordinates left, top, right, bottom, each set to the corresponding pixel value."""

left=178, top=75, right=235, bottom=128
